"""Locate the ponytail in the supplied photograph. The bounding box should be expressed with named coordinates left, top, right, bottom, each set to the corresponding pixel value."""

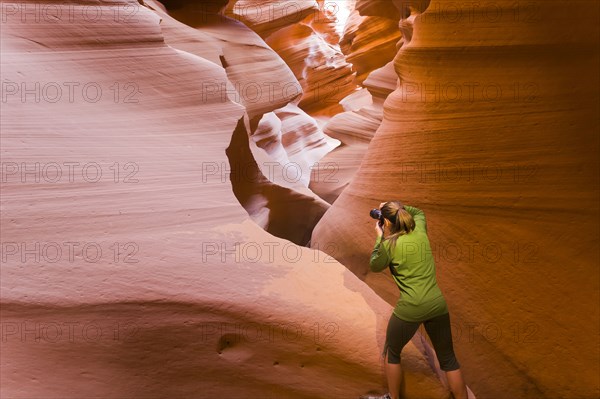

left=381, top=202, right=416, bottom=251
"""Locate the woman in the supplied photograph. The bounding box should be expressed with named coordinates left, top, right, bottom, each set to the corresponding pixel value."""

left=360, top=201, right=468, bottom=399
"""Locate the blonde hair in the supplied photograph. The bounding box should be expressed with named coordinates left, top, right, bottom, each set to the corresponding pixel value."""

left=381, top=201, right=416, bottom=251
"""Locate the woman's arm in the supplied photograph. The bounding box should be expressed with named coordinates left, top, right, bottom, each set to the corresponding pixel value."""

left=369, top=235, right=390, bottom=272
left=403, top=205, right=427, bottom=232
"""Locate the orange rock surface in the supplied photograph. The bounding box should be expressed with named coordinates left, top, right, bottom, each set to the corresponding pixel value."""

left=312, top=1, right=600, bottom=398
left=145, top=0, right=340, bottom=244
left=340, top=10, right=402, bottom=84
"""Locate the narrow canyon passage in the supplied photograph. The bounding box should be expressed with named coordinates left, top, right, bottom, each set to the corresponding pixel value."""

left=1, top=1, right=598, bottom=399
left=153, top=0, right=396, bottom=247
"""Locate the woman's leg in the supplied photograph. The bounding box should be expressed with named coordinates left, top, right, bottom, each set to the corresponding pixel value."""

left=384, top=349, right=402, bottom=399
left=423, top=312, right=467, bottom=399
left=445, top=369, right=468, bottom=399
left=382, top=313, right=421, bottom=399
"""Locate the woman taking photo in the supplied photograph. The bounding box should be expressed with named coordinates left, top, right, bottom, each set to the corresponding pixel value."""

left=360, top=201, right=468, bottom=399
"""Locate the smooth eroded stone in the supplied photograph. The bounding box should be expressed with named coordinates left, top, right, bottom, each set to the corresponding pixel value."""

left=312, top=1, right=599, bottom=398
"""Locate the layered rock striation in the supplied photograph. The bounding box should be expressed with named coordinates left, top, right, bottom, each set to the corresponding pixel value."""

left=312, top=1, right=600, bottom=398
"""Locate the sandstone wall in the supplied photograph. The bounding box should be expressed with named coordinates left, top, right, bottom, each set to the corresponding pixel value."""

left=312, top=1, right=600, bottom=398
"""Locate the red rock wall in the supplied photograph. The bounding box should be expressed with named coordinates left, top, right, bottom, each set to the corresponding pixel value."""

left=144, top=0, right=339, bottom=245
left=309, top=5, right=404, bottom=205
left=340, top=9, right=402, bottom=84
left=312, top=1, right=600, bottom=398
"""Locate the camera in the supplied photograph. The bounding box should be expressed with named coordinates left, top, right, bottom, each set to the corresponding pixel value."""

left=370, top=209, right=384, bottom=226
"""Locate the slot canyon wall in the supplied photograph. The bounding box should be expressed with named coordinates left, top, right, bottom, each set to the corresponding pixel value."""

left=1, top=0, right=598, bottom=398
left=312, top=1, right=600, bottom=399
left=0, top=0, right=474, bottom=398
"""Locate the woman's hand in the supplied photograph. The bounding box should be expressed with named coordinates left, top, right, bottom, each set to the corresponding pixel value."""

left=375, top=220, right=384, bottom=238
left=376, top=202, right=386, bottom=237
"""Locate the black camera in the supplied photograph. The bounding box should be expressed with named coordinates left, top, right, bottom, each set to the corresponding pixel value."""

left=370, top=209, right=384, bottom=226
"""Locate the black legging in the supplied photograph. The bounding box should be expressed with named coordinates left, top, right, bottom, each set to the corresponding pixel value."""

left=382, top=312, right=460, bottom=371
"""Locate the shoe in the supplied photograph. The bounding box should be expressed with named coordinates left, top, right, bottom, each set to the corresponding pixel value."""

left=359, top=393, right=392, bottom=399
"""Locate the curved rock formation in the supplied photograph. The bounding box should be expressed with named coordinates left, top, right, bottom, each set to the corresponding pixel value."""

left=309, top=61, right=398, bottom=204
left=143, top=0, right=338, bottom=244
left=308, top=95, right=382, bottom=204
left=355, top=0, right=401, bottom=20
left=307, top=0, right=348, bottom=45
left=312, top=1, right=600, bottom=398
left=153, top=1, right=301, bottom=120
left=340, top=10, right=402, bottom=84
left=309, top=2, right=404, bottom=205
left=225, top=0, right=318, bottom=39
left=265, top=21, right=357, bottom=114
left=223, top=0, right=359, bottom=116
left=251, top=103, right=341, bottom=188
